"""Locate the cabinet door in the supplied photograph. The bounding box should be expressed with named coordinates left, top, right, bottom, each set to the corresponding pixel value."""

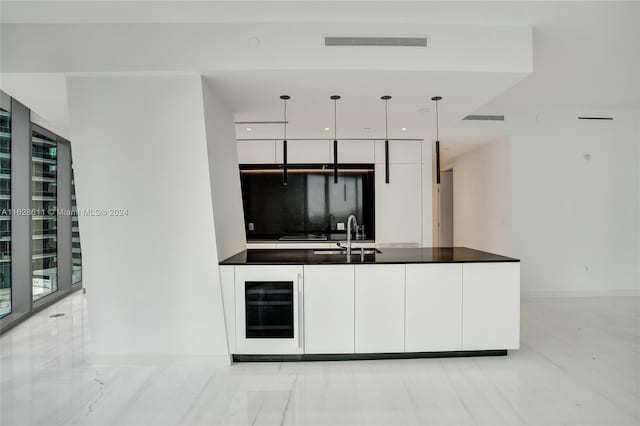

left=462, top=263, right=520, bottom=350
left=338, top=139, right=375, bottom=163
left=374, top=139, right=422, bottom=164
left=304, top=265, right=355, bottom=354
left=219, top=265, right=236, bottom=353
left=355, top=265, right=405, bottom=353
left=375, top=163, right=422, bottom=246
left=235, top=265, right=304, bottom=354
left=237, top=140, right=276, bottom=164
left=405, top=264, right=462, bottom=352
left=276, top=140, right=332, bottom=163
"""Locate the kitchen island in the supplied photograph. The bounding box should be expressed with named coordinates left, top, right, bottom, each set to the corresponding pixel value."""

left=219, top=247, right=520, bottom=361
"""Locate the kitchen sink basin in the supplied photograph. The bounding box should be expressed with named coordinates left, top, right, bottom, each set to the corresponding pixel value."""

left=313, top=248, right=382, bottom=255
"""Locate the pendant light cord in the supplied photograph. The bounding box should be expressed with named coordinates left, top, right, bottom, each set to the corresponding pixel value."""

left=283, top=99, right=287, bottom=140
left=385, top=99, right=389, bottom=140
left=333, top=99, right=337, bottom=140
left=435, top=99, right=439, bottom=141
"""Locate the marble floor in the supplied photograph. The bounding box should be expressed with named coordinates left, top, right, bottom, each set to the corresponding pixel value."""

left=1, top=293, right=639, bottom=426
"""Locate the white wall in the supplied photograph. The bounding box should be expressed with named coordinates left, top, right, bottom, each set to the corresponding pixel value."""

left=201, top=78, right=246, bottom=261
left=507, top=111, right=639, bottom=295
left=452, top=138, right=511, bottom=255
left=67, top=76, right=229, bottom=357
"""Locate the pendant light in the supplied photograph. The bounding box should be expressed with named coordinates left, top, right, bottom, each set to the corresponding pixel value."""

left=431, top=96, right=442, bottom=184
left=381, top=95, right=392, bottom=184
left=331, top=95, right=341, bottom=183
left=280, top=95, right=290, bottom=186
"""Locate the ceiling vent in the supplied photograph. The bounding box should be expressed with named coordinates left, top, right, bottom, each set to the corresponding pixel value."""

left=462, top=114, right=505, bottom=121
left=234, top=121, right=287, bottom=125
left=325, top=36, right=427, bottom=47
left=578, top=116, right=613, bottom=120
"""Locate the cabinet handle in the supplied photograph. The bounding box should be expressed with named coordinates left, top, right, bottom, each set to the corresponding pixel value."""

left=298, top=273, right=303, bottom=349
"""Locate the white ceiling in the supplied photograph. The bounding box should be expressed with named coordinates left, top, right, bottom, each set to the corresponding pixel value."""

left=206, top=69, right=526, bottom=141
left=1, top=1, right=637, bottom=162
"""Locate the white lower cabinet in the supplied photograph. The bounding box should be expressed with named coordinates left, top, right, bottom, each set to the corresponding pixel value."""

left=405, top=264, right=463, bottom=352
left=226, top=261, right=520, bottom=356
left=354, top=264, right=405, bottom=353
left=303, top=265, right=355, bottom=354
left=235, top=265, right=304, bottom=354
left=462, top=263, right=520, bottom=350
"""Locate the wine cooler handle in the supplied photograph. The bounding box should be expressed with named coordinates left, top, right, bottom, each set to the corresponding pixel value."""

left=298, top=273, right=303, bottom=349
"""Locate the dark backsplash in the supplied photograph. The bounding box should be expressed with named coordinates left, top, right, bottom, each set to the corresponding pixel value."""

left=239, top=164, right=375, bottom=241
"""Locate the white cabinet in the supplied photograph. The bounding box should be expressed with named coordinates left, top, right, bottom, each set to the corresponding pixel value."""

left=219, top=265, right=236, bottom=353
left=303, top=265, right=355, bottom=354
left=276, top=140, right=332, bottom=163
left=355, top=265, right=405, bottom=353
left=235, top=265, right=304, bottom=354
left=375, top=139, right=422, bottom=164
left=462, top=263, right=520, bottom=350
left=405, top=264, right=462, bottom=352
left=237, top=140, right=276, bottom=164
left=337, top=139, right=375, bottom=163
left=375, top=163, right=422, bottom=246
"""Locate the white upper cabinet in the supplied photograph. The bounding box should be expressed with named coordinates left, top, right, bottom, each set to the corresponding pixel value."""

left=375, top=163, right=423, bottom=246
left=462, top=263, right=520, bottom=350
left=237, top=140, right=276, bottom=164
left=337, top=139, right=375, bottom=164
left=405, top=264, right=463, bottom=352
left=276, top=140, right=332, bottom=163
left=354, top=264, right=405, bottom=353
left=374, top=139, right=422, bottom=164
left=304, top=265, right=355, bottom=354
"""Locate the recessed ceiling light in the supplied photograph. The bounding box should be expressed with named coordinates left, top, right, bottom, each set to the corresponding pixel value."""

left=324, top=127, right=330, bottom=131
left=246, top=127, right=252, bottom=131
left=401, top=127, right=407, bottom=131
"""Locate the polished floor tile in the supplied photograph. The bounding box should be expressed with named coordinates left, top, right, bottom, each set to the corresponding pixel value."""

left=1, top=293, right=639, bottom=425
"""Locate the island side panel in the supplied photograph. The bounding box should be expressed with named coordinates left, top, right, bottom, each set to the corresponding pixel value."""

left=462, top=262, right=521, bottom=350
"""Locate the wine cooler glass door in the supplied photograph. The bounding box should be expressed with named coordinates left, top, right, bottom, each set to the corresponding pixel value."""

left=235, top=266, right=304, bottom=354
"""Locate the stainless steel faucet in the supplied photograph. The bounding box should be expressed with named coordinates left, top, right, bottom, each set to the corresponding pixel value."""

left=346, top=214, right=358, bottom=261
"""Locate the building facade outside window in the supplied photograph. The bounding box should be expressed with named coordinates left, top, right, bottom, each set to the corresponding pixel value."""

left=0, top=93, right=11, bottom=317
left=32, top=129, right=58, bottom=301
left=71, top=169, right=82, bottom=284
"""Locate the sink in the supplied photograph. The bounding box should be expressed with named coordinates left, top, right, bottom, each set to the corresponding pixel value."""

left=313, top=248, right=382, bottom=255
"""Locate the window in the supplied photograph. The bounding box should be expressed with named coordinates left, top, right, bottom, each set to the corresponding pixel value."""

left=0, top=93, right=11, bottom=317
left=32, top=128, right=57, bottom=301
left=71, top=170, right=82, bottom=284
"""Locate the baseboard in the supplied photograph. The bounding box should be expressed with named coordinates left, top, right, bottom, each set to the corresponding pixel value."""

left=233, top=350, right=508, bottom=362
left=522, top=289, right=640, bottom=298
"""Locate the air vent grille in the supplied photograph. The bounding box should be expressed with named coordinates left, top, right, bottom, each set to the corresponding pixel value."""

left=578, top=116, right=613, bottom=120
left=325, top=36, right=427, bottom=47
left=462, top=115, right=505, bottom=121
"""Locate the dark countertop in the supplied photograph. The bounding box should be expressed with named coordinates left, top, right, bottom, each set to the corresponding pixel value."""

left=220, top=247, right=519, bottom=265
